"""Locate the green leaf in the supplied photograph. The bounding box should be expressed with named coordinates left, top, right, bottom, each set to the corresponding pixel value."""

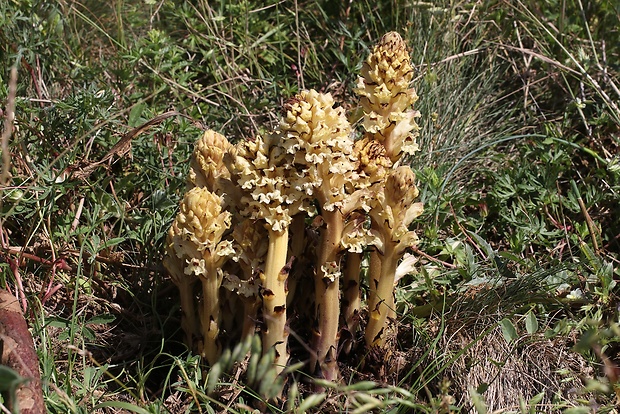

left=469, top=387, right=488, bottom=414
left=525, top=310, right=538, bottom=335
left=92, top=401, right=152, bottom=414
left=296, top=392, right=327, bottom=413
left=499, top=318, right=518, bottom=343
left=101, top=237, right=125, bottom=250
left=86, top=313, right=116, bottom=325
left=467, top=231, right=495, bottom=260
left=528, top=391, right=544, bottom=411
left=128, top=102, right=145, bottom=127
left=340, top=381, right=378, bottom=391
left=0, top=365, right=27, bottom=391
left=206, top=362, right=222, bottom=394
left=563, top=407, right=592, bottom=414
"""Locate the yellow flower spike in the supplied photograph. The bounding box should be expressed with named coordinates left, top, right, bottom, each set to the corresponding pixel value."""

left=227, top=132, right=311, bottom=376
left=355, top=31, right=420, bottom=163
left=365, top=165, right=423, bottom=348
left=281, top=89, right=357, bottom=381
left=165, top=186, right=234, bottom=365
left=353, top=137, right=393, bottom=185
left=382, top=165, right=423, bottom=241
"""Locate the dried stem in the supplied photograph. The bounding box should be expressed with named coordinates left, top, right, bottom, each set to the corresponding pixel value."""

left=1, top=66, right=17, bottom=187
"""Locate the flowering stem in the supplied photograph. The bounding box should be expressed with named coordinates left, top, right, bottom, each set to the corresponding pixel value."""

left=179, top=279, right=199, bottom=351
left=242, top=298, right=260, bottom=339
left=287, top=214, right=306, bottom=308
left=342, top=251, right=362, bottom=346
left=311, top=209, right=343, bottom=381
left=201, top=258, right=222, bottom=365
left=262, top=226, right=290, bottom=374
left=365, top=240, right=398, bottom=348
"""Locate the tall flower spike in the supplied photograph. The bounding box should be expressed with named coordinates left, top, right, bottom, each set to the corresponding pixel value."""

left=365, top=166, right=423, bottom=347
left=227, top=133, right=308, bottom=376
left=165, top=186, right=234, bottom=365
left=281, top=89, right=356, bottom=381
left=355, top=32, right=420, bottom=163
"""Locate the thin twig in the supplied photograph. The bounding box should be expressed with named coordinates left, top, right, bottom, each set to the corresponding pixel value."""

left=449, top=201, right=488, bottom=261
left=3, top=246, right=70, bottom=269
left=0, top=67, right=25, bottom=311
left=1, top=66, right=17, bottom=186
left=70, top=197, right=85, bottom=233
left=571, top=180, right=599, bottom=254
left=410, top=245, right=456, bottom=269
left=577, top=195, right=599, bottom=254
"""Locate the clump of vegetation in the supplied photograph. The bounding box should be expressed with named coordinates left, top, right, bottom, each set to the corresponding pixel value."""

left=164, top=32, right=424, bottom=386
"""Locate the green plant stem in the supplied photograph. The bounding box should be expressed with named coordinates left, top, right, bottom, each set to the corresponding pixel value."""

left=365, top=240, right=398, bottom=347
left=201, top=258, right=222, bottom=365
left=262, top=226, right=290, bottom=374
left=311, top=209, right=343, bottom=381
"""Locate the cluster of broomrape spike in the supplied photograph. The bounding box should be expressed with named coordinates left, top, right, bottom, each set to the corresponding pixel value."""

left=164, top=32, right=423, bottom=383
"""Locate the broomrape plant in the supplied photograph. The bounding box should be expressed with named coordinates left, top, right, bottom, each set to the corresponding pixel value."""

left=163, top=32, right=423, bottom=386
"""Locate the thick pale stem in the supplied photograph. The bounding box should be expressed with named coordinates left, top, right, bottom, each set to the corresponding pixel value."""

left=201, top=259, right=222, bottom=365
left=164, top=255, right=200, bottom=351
left=311, top=209, right=343, bottom=381
left=262, top=226, right=290, bottom=374
left=287, top=214, right=306, bottom=308
left=242, top=298, right=260, bottom=339
left=341, top=251, right=362, bottom=355
left=342, top=252, right=362, bottom=333
left=365, top=241, right=398, bottom=347
left=178, top=280, right=199, bottom=351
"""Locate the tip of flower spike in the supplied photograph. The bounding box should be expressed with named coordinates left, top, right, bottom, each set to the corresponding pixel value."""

left=379, top=31, right=405, bottom=47
left=189, top=130, right=232, bottom=191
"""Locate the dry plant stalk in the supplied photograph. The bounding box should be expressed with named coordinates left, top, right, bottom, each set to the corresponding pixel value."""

left=0, top=289, right=46, bottom=414
left=164, top=31, right=423, bottom=385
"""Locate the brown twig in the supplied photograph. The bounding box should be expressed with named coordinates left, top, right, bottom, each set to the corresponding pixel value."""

left=576, top=194, right=599, bottom=254
left=2, top=246, right=71, bottom=271
left=410, top=245, right=457, bottom=269
left=0, top=67, right=26, bottom=312
left=449, top=201, right=488, bottom=260
left=1, top=66, right=17, bottom=186
left=70, top=110, right=192, bottom=180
